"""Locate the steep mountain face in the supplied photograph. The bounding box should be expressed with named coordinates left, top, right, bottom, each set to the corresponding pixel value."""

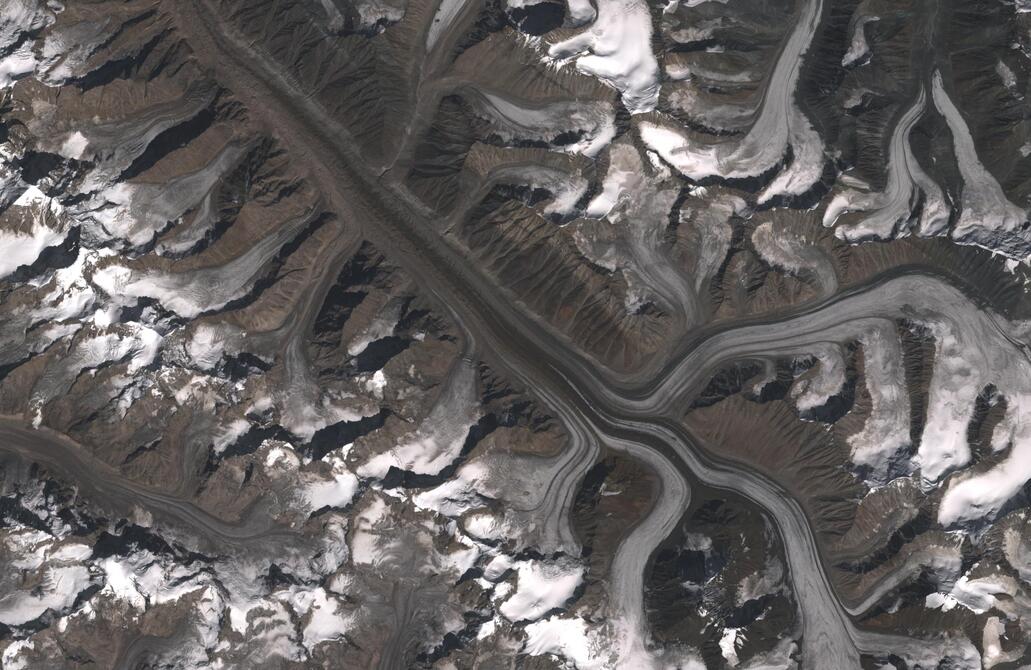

left=2, top=0, right=1031, bottom=668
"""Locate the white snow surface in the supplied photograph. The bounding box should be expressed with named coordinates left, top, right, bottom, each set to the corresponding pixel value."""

left=0, top=43, right=36, bottom=89
left=0, top=1, right=51, bottom=88
left=719, top=627, right=741, bottom=666
left=523, top=615, right=707, bottom=670
left=499, top=559, right=584, bottom=622
left=0, top=564, right=91, bottom=625
left=0, top=529, right=93, bottom=626
left=1, top=640, right=34, bottom=670
left=925, top=570, right=1015, bottom=615
left=930, top=71, right=1029, bottom=257
left=842, top=16, right=876, bottom=67
left=638, top=0, right=825, bottom=201
left=212, top=418, right=251, bottom=454
left=347, top=301, right=401, bottom=356
left=59, top=131, right=89, bottom=159
left=523, top=616, right=604, bottom=669
left=475, top=92, right=616, bottom=158
left=349, top=496, right=391, bottom=566
left=30, top=323, right=163, bottom=426
left=548, top=0, right=660, bottom=113
left=303, top=453, right=360, bottom=512
left=358, top=361, right=479, bottom=478
left=0, top=186, right=67, bottom=278
left=279, top=586, right=353, bottom=651
left=736, top=559, right=785, bottom=607
left=412, top=460, right=490, bottom=516
left=848, top=322, right=910, bottom=476
left=790, top=345, right=846, bottom=413
left=426, top=0, right=468, bottom=50
left=821, top=90, right=950, bottom=241
left=98, top=551, right=212, bottom=611
left=91, top=263, right=212, bottom=319
left=916, top=319, right=980, bottom=486
left=586, top=152, right=637, bottom=218
left=186, top=323, right=235, bottom=370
